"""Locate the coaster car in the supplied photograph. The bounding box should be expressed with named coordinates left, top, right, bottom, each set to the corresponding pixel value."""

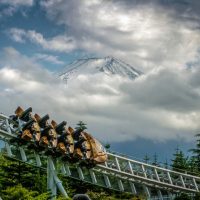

left=51, top=121, right=74, bottom=159
left=70, top=127, right=107, bottom=166
left=71, top=127, right=91, bottom=161
left=84, top=132, right=107, bottom=164
left=10, top=107, right=41, bottom=145
left=15, top=106, right=32, bottom=122
left=34, top=114, right=58, bottom=154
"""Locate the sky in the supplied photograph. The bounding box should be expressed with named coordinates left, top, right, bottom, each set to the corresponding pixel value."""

left=1, top=0, right=200, bottom=164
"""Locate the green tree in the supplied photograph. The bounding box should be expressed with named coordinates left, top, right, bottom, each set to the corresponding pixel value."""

left=189, top=134, right=200, bottom=172
left=104, top=143, right=111, bottom=150
left=152, top=153, right=159, bottom=166
left=75, top=121, right=87, bottom=131
left=0, top=154, right=47, bottom=196
left=1, top=184, right=38, bottom=200
left=188, top=156, right=198, bottom=175
left=164, top=159, right=169, bottom=169
left=87, top=190, right=135, bottom=200
left=1, top=184, right=53, bottom=200
left=174, top=193, right=191, bottom=200
left=171, top=148, right=188, bottom=172
left=143, top=154, right=150, bottom=164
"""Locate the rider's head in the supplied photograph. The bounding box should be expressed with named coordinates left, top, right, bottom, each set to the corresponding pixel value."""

left=73, top=194, right=91, bottom=200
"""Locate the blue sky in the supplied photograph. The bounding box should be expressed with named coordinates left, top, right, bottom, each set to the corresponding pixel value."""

left=0, top=1, right=85, bottom=71
left=1, top=0, right=200, bottom=164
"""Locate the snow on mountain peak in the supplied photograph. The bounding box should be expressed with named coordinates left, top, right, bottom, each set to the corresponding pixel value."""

left=59, top=56, right=142, bottom=82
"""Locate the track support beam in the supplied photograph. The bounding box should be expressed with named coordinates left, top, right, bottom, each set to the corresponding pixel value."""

left=47, top=157, right=69, bottom=199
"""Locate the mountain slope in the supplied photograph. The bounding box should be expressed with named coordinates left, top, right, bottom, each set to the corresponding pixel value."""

left=59, top=56, right=142, bottom=82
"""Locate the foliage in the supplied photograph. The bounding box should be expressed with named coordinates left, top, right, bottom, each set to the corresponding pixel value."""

left=152, top=153, right=159, bottom=166
left=171, top=148, right=188, bottom=172
left=189, top=134, right=200, bottom=172
left=187, top=156, right=199, bottom=175
left=1, top=183, right=70, bottom=200
left=143, top=154, right=150, bottom=164
left=104, top=143, right=111, bottom=150
left=0, top=155, right=47, bottom=192
left=0, top=154, right=48, bottom=199
left=164, top=159, right=169, bottom=169
left=75, top=121, right=87, bottom=131
left=86, top=190, right=136, bottom=200
left=1, top=184, right=46, bottom=200
left=87, top=191, right=116, bottom=200
left=174, top=193, right=191, bottom=200
left=194, top=193, right=200, bottom=200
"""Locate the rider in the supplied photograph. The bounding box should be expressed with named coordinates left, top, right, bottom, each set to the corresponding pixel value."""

left=12, top=107, right=39, bottom=141
left=56, top=121, right=71, bottom=153
left=73, top=121, right=87, bottom=159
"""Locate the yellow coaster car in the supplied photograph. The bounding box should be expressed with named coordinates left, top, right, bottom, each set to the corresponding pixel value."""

left=14, top=106, right=41, bottom=143
left=52, top=121, right=75, bottom=159
left=34, top=114, right=58, bottom=152
left=70, top=127, right=107, bottom=166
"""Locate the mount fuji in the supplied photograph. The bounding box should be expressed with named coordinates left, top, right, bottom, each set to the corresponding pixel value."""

left=59, top=56, right=142, bottom=82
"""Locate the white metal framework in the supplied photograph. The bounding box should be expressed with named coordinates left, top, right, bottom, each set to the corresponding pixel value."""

left=0, top=113, right=199, bottom=199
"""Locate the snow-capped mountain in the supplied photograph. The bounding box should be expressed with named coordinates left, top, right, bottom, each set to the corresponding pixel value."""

left=59, top=56, right=142, bottom=81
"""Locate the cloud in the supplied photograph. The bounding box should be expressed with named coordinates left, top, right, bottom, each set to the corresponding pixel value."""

left=9, top=28, right=77, bottom=52
left=40, top=0, right=200, bottom=71
left=33, top=53, right=64, bottom=65
left=0, top=47, right=200, bottom=143
left=8, top=28, right=26, bottom=43
left=121, top=67, right=200, bottom=112
left=0, top=0, right=34, bottom=17
left=0, top=0, right=34, bottom=7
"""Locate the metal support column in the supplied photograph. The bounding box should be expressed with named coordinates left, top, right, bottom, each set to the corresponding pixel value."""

left=143, top=185, right=151, bottom=199
left=47, top=156, right=69, bottom=199
left=117, top=180, right=124, bottom=191
left=142, top=164, right=147, bottom=178
left=47, top=157, right=57, bottom=200
left=157, top=190, right=163, bottom=200
left=19, top=146, right=27, bottom=162
left=167, top=191, right=174, bottom=200
left=65, top=164, right=71, bottom=176
left=5, top=141, right=13, bottom=157
left=77, top=167, right=84, bottom=180
left=103, top=174, right=111, bottom=188
left=61, top=163, right=67, bottom=175
left=129, top=181, right=137, bottom=194
left=89, top=169, right=97, bottom=184
left=34, top=151, right=42, bottom=167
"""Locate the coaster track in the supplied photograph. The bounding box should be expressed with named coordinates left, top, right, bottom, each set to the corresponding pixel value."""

left=0, top=113, right=199, bottom=200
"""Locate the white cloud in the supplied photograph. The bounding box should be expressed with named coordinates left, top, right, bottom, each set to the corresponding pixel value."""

left=8, top=28, right=26, bottom=43
left=0, top=0, right=34, bottom=17
left=0, top=0, right=33, bottom=7
left=0, top=47, right=200, bottom=143
left=40, top=0, right=200, bottom=72
left=33, top=53, right=64, bottom=65
left=9, top=28, right=77, bottom=52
